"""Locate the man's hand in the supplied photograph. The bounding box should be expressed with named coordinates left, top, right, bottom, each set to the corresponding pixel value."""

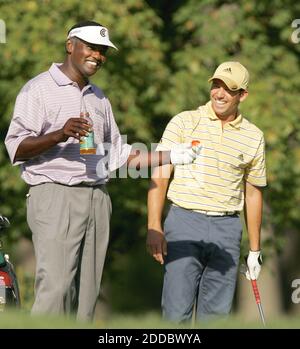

left=146, top=229, right=167, bottom=265
left=246, top=250, right=262, bottom=280
left=170, top=142, right=201, bottom=165
left=60, top=116, right=91, bottom=142
left=14, top=115, right=93, bottom=162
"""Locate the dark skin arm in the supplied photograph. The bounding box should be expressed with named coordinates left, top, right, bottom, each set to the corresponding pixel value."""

left=16, top=132, right=172, bottom=167
left=126, top=150, right=171, bottom=169
left=15, top=117, right=174, bottom=167
left=14, top=116, right=90, bottom=162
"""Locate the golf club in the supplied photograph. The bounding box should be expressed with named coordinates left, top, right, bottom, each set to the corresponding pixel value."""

left=240, top=263, right=266, bottom=326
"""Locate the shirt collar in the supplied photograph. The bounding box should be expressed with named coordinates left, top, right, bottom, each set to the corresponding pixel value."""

left=49, top=63, right=73, bottom=86
left=206, top=101, right=219, bottom=120
left=229, top=113, right=243, bottom=128
left=205, top=101, right=243, bottom=129
left=49, top=63, right=94, bottom=92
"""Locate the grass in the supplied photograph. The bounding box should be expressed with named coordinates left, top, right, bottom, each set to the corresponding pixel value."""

left=98, top=312, right=300, bottom=329
left=1, top=310, right=300, bottom=329
left=0, top=309, right=91, bottom=329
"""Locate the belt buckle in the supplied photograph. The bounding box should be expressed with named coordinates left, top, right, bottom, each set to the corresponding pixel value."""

left=225, top=211, right=237, bottom=216
left=207, top=211, right=235, bottom=216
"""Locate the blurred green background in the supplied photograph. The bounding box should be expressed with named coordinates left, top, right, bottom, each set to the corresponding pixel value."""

left=0, top=0, right=300, bottom=327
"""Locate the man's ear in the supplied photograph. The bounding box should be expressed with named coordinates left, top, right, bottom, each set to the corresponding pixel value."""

left=65, top=39, right=73, bottom=54
left=239, top=89, right=249, bottom=102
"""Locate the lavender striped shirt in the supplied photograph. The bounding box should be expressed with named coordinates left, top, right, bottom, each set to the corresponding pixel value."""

left=5, top=63, right=131, bottom=186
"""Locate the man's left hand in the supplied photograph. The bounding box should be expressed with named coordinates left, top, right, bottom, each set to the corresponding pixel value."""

left=246, top=250, right=262, bottom=280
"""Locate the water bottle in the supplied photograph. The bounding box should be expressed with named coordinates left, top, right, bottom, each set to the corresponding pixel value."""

left=79, top=103, right=96, bottom=155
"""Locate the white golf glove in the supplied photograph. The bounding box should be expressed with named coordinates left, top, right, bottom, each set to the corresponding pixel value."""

left=170, top=143, right=201, bottom=165
left=246, top=250, right=262, bottom=280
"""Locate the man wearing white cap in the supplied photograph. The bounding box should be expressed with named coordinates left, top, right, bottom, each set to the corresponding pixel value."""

left=5, top=20, right=199, bottom=321
left=147, top=61, right=266, bottom=322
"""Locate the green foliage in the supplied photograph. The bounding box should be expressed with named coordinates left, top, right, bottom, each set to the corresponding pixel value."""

left=0, top=0, right=299, bottom=314
left=16, top=266, right=35, bottom=311
left=105, top=243, right=163, bottom=313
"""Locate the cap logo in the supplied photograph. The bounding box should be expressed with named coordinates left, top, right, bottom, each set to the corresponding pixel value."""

left=223, top=67, right=232, bottom=74
left=67, top=26, right=117, bottom=50
left=100, top=28, right=106, bottom=37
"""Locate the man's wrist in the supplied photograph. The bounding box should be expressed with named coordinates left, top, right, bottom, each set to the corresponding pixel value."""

left=53, top=129, right=66, bottom=143
left=148, top=226, right=163, bottom=230
left=148, top=224, right=163, bottom=232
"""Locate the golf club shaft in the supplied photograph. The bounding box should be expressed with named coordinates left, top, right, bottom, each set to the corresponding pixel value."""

left=257, top=303, right=266, bottom=326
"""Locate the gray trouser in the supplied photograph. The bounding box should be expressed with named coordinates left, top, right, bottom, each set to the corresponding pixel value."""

left=162, top=205, right=242, bottom=323
left=26, top=183, right=111, bottom=321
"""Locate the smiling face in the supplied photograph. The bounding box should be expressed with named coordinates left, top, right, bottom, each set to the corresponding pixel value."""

left=65, top=37, right=109, bottom=81
left=210, top=79, right=248, bottom=121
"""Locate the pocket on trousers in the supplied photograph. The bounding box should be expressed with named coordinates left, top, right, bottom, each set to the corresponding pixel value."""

left=163, top=206, right=173, bottom=236
left=225, top=216, right=243, bottom=245
left=26, top=190, right=34, bottom=233
left=30, top=184, right=70, bottom=241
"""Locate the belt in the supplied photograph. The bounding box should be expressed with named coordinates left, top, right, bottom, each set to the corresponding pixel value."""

left=194, top=209, right=239, bottom=216
left=171, top=204, right=239, bottom=216
left=78, top=182, right=105, bottom=187
left=29, top=182, right=105, bottom=188
left=30, top=182, right=105, bottom=189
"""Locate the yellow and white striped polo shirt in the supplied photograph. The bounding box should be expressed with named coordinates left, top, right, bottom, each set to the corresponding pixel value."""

left=156, top=101, right=267, bottom=212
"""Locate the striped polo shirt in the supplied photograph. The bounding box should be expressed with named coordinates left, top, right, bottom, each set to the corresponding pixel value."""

left=5, top=63, right=131, bottom=186
left=156, top=101, right=266, bottom=212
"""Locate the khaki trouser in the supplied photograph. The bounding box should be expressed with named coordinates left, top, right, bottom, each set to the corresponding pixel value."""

left=26, top=183, right=111, bottom=321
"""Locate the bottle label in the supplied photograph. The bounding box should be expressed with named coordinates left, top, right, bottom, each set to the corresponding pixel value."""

left=80, top=132, right=95, bottom=150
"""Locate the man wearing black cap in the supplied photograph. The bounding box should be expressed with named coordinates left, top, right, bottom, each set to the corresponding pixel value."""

left=5, top=20, right=200, bottom=321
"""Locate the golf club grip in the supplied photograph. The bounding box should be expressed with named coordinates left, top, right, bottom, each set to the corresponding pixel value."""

left=251, top=279, right=261, bottom=304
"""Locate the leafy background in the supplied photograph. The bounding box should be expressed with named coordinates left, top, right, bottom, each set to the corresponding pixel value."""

left=0, top=0, right=300, bottom=322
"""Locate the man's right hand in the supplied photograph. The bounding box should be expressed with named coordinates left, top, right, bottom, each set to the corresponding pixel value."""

left=60, top=116, right=91, bottom=142
left=146, top=229, right=167, bottom=265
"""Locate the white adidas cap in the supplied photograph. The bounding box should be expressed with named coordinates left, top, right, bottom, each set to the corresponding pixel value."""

left=67, top=25, right=118, bottom=50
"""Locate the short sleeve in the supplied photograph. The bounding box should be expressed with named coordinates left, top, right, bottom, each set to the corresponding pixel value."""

left=155, top=114, right=184, bottom=151
left=5, top=83, right=45, bottom=165
left=103, top=99, right=132, bottom=171
left=244, top=135, right=267, bottom=187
